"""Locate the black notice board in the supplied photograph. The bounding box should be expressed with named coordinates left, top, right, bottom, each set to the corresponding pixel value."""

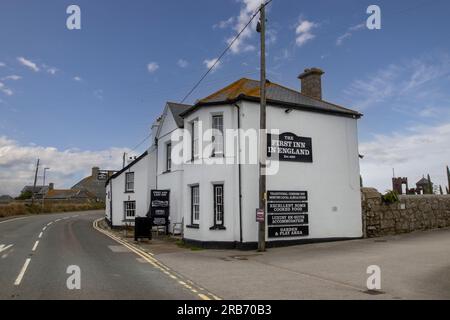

left=267, top=132, right=313, bottom=163
left=150, top=190, right=170, bottom=231
left=267, top=191, right=308, bottom=202
left=268, top=214, right=308, bottom=226
left=134, top=217, right=152, bottom=241
left=268, top=225, right=309, bottom=238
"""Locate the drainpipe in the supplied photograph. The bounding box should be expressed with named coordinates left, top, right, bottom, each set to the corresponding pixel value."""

left=234, top=103, right=243, bottom=244
left=109, top=181, right=113, bottom=226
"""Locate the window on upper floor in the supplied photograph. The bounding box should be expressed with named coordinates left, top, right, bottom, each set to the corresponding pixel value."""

left=212, top=115, right=224, bottom=157
left=125, top=172, right=134, bottom=192
left=191, top=120, right=199, bottom=160
left=166, top=142, right=172, bottom=172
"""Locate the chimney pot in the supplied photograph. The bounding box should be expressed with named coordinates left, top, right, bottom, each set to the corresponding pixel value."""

left=298, top=67, right=324, bottom=100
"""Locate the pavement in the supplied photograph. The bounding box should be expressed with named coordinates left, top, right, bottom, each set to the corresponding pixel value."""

left=113, top=225, right=450, bottom=300
left=0, top=211, right=207, bottom=300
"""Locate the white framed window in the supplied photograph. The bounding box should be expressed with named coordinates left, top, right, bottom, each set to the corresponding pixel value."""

left=212, top=115, right=224, bottom=156
left=213, top=184, right=224, bottom=226
left=191, top=120, right=199, bottom=160
left=191, top=185, right=200, bottom=225
left=124, top=201, right=136, bottom=219
left=166, top=143, right=172, bottom=171
left=125, top=172, right=134, bottom=192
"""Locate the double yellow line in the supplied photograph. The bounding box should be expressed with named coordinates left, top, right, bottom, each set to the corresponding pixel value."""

left=93, top=218, right=220, bottom=301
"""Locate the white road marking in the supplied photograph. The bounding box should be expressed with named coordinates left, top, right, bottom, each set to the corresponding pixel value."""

left=47, top=222, right=53, bottom=226
left=0, top=217, right=28, bottom=225
left=42, top=226, right=47, bottom=231
left=14, top=258, right=31, bottom=286
left=38, top=232, right=43, bottom=239
left=32, top=241, right=39, bottom=252
left=0, top=244, right=13, bottom=254
left=55, top=219, right=61, bottom=222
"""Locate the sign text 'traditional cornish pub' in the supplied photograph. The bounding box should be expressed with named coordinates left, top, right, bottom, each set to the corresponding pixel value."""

left=267, top=132, right=313, bottom=163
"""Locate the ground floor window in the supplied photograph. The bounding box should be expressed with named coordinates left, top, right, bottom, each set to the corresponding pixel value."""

left=124, top=201, right=136, bottom=219
left=213, top=184, right=224, bottom=226
left=191, top=185, right=200, bottom=225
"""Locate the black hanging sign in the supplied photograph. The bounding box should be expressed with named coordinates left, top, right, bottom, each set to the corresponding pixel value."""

left=150, top=190, right=170, bottom=228
left=268, top=214, right=308, bottom=226
left=267, top=191, right=308, bottom=202
left=268, top=202, right=308, bottom=214
left=267, top=132, right=313, bottom=163
left=268, top=226, right=309, bottom=238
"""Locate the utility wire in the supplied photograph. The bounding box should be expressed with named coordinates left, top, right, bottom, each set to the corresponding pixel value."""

left=130, top=0, right=274, bottom=152
left=180, top=0, right=273, bottom=103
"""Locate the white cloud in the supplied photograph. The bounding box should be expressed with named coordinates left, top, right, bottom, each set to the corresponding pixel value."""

left=177, top=59, right=188, bottom=68
left=0, top=62, right=5, bottom=67
left=2, top=75, right=21, bottom=81
left=213, top=17, right=234, bottom=29
left=203, top=58, right=221, bottom=72
left=342, top=53, right=450, bottom=110
left=17, top=57, right=39, bottom=72
left=295, top=19, right=318, bottom=47
left=0, top=82, right=13, bottom=96
left=360, top=122, right=450, bottom=193
left=0, top=136, right=130, bottom=196
left=147, top=62, right=159, bottom=73
left=47, top=68, right=58, bottom=75
left=336, top=23, right=365, bottom=46
left=226, top=0, right=264, bottom=54
left=73, top=76, right=82, bottom=82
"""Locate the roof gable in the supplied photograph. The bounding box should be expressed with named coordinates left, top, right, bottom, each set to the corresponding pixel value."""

left=181, top=78, right=361, bottom=118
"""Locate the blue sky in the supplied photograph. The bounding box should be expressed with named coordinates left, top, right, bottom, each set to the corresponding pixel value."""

left=1, top=0, right=450, bottom=195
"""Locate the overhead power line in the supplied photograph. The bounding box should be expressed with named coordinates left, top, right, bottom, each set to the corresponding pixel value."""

left=180, top=0, right=274, bottom=104
left=129, top=0, right=274, bottom=153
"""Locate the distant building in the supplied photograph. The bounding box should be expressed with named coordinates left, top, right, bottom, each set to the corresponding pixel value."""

left=0, top=195, right=13, bottom=204
left=45, top=187, right=96, bottom=201
left=20, top=185, right=50, bottom=199
left=416, top=176, right=433, bottom=195
left=72, top=167, right=116, bottom=201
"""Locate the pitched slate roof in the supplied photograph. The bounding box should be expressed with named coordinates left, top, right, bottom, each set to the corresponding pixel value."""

left=105, top=151, right=148, bottom=186
left=167, top=102, right=192, bottom=128
left=180, top=78, right=362, bottom=118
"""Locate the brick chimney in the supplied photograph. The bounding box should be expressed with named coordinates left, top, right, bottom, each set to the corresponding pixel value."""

left=92, top=167, right=99, bottom=177
left=298, top=67, right=324, bottom=100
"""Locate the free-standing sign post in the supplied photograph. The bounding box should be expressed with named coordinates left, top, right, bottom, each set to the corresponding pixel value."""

left=150, top=190, right=170, bottom=235
left=267, top=190, right=309, bottom=238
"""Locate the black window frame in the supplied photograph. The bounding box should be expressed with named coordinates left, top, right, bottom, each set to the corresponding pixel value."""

left=166, top=142, right=172, bottom=172
left=124, top=200, right=136, bottom=219
left=125, top=172, right=134, bottom=192
left=190, top=185, right=200, bottom=226
left=211, top=115, right=224, bottom=157
left=212, top=184, right=225, bottom=229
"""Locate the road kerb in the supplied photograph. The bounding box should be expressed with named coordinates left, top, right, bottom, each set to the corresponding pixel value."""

left=93, top=218, right=221, bottom=301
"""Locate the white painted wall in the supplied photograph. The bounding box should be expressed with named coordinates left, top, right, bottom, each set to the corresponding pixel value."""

left=155, top=107, right=185, bottom=228
left=240, top=100, right=362, bottom=243
left=182, top=105, right=241, bottom=242
left=106, top=152, right=154, bottom=227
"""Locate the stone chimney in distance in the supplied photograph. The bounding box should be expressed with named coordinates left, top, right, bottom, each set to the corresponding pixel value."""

left=49, top=183, right=54, bottom=190
left=92, top=167, right=99, bottom=178
left=298, top=67, right=325, bottom=100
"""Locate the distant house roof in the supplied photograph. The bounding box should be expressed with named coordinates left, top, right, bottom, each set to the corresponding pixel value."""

left=416, top=177, right=430, bottom=185
left=105, top=151, right=148, bottom=186
left=45, top=189, right=96, bottom=200
left=167, top=102, right=192, bottom=128
left=180, top=78, right=362, bottom=119
left=21, top=186, right=49, bottom=194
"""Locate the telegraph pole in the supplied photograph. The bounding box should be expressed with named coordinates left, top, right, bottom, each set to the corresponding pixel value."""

left=31, top=158, right=40, bottom=206
left=257, top=3, right=267, bottom=252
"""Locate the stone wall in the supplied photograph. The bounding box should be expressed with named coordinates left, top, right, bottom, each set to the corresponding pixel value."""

left=361, top=188, right=450, bottom=238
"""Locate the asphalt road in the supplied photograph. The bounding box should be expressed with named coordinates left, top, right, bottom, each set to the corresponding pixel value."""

left=0, top=211, right=198, bottom=300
